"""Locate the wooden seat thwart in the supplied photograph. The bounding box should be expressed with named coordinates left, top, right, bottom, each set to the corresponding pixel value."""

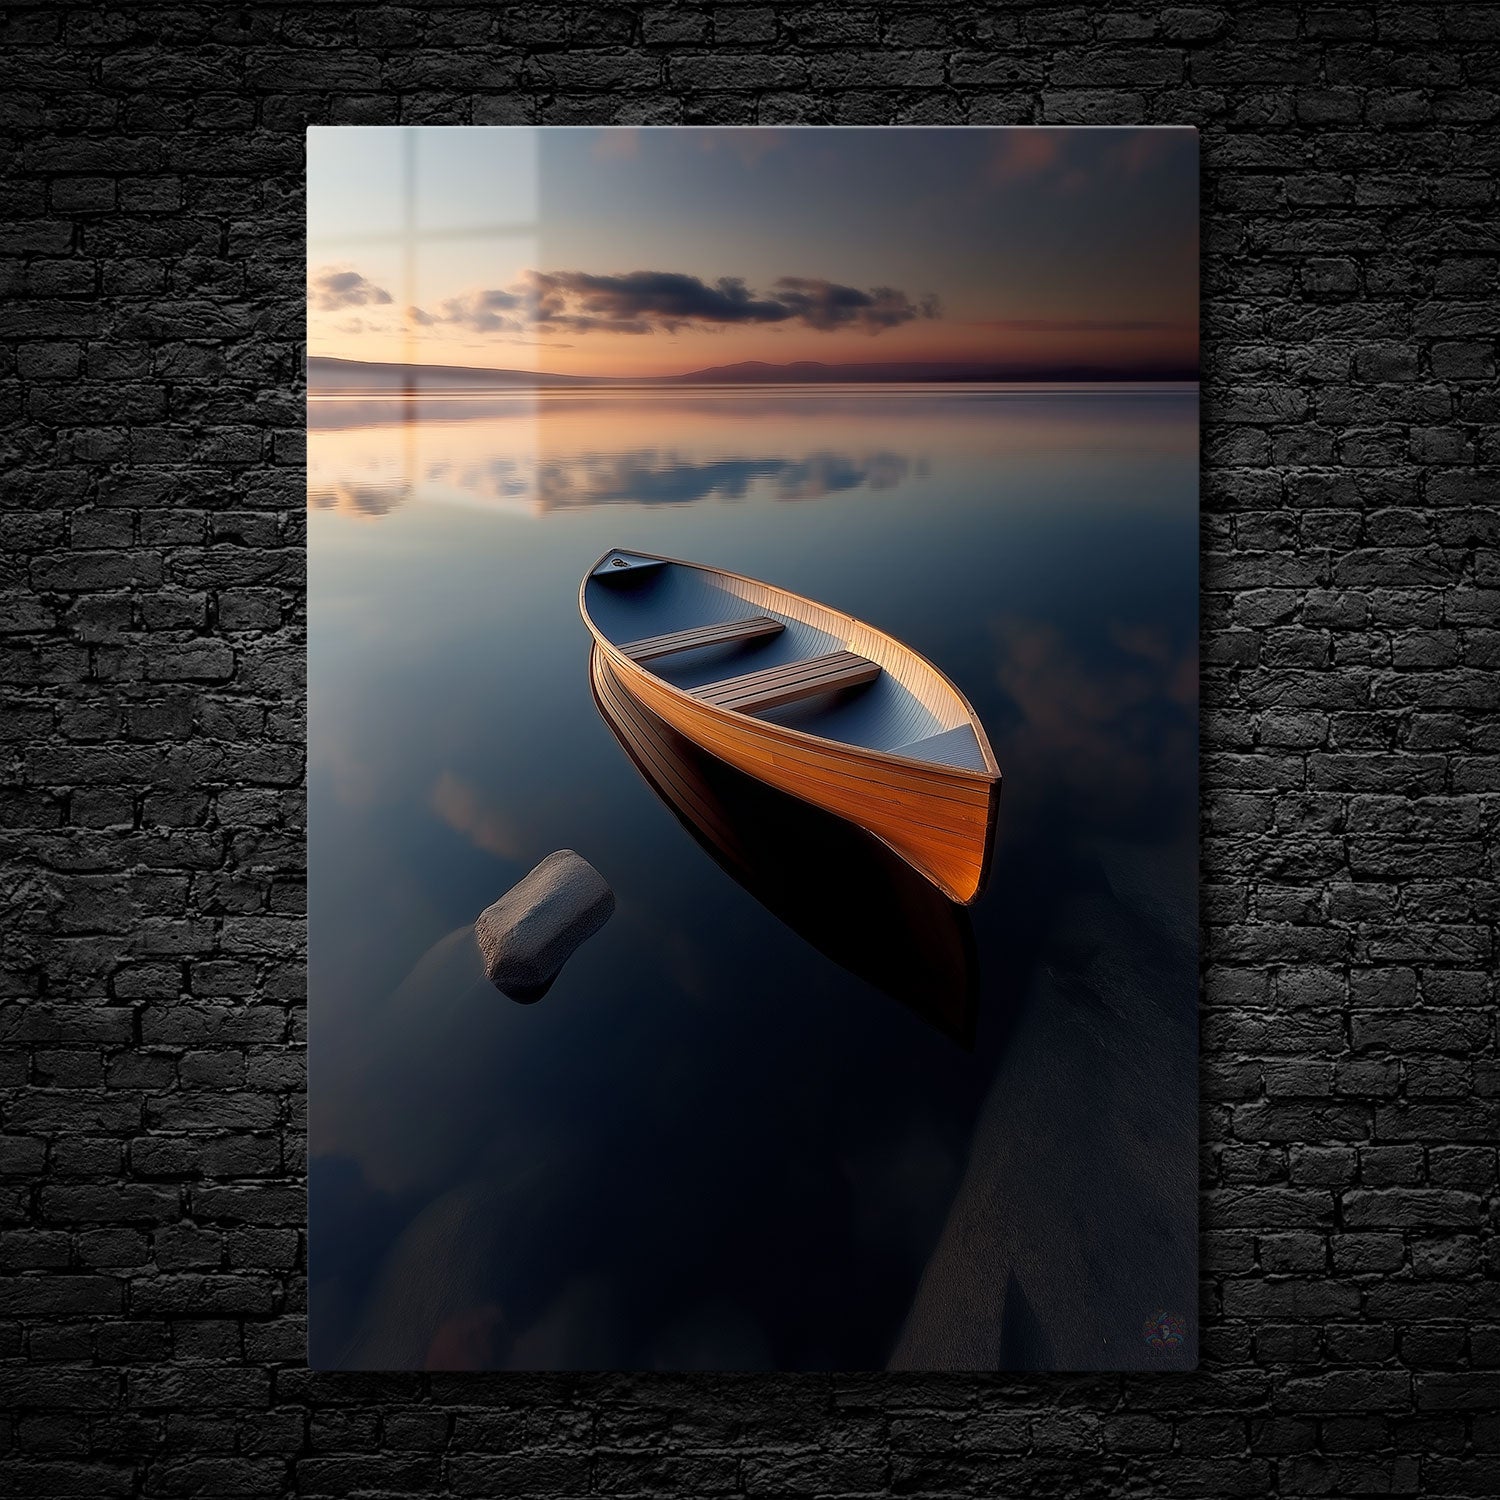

left=692, top=650, right=881, bottom=714
left=620, top=614, right=785, bottom=663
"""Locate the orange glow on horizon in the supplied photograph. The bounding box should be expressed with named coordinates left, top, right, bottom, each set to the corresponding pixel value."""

left=306, top=126, right=1199, bottom=380
left=308, top=316, right=1199, bottom=379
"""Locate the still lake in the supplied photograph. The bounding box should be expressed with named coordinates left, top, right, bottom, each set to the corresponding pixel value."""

left=308, top=385, right=1200, bottom=1371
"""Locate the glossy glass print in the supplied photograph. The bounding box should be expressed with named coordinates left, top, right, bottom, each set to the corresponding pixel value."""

left=308, top=126, right=1200, bottom=1371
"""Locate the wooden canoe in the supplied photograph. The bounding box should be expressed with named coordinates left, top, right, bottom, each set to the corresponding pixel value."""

left=579, top=550, right=1002, bottom=905
left=591, top=647, right=978, bottom=1043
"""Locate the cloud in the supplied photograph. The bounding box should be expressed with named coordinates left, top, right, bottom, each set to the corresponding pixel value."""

left=697, top=128, right=791, bottom=167
left=306, top=439, right=917, bottom=516
left=310, top=267, right=394, bottom=312
left=428, top=771, right=523, bottom=859
left=527, top=448, right=912, bottom=510
left=593, top=127, right=640, bottom=161
left=525, top=269, right=789, bottom=333
left=771, top=450, right=911, bottom=500
left=991, top=618, right=1197, bottom=831
left=434, top=287, right=526, bottom=333
left=771, top=278, right=941, bottom=333
left=985, top=129, right=1189, bottom=199
left=321, top=263, right=940, bottom=342
left=420, top=269, right=939, bottom=338
left=988, top=131, right=1064, bottom=184
left=318, top=736, right=383, bottom=808
left=1111, top=622, right=1198, bottom=706
left=975, top=318, right=1183, bottom=334
left=307, top=478, right=407, bottom=519
left=1107, top=130, right=1181, bottom=178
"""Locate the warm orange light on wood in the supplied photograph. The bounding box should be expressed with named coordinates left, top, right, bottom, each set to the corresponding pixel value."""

left=580, top=552, right=1001, bottom=905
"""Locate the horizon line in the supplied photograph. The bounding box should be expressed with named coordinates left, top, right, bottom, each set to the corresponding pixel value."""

left=306, top=351, right=1201, bottom=387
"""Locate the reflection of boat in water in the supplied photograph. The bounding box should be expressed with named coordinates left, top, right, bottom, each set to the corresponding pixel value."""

left=592, top=648, right=979, bottom=1046
left=579, top=550, right=1001, bottom=905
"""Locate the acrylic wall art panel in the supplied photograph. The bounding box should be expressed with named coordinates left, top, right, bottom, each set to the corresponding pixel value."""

left=307, top=126, right=1201, bottom=1371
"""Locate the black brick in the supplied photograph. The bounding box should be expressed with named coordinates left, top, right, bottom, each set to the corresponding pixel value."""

left=0, top=4, right=1494, bottom=1497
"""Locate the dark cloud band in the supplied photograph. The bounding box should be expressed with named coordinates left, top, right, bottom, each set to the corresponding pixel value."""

left=315, top=268, right=941, bottom=337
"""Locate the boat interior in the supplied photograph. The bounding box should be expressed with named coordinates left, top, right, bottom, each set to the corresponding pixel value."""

left=585, top=551, right=990, bottom=771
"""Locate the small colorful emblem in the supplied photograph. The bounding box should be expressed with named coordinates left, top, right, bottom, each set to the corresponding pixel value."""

left=1143, top=1309, right=1187, bottom=1349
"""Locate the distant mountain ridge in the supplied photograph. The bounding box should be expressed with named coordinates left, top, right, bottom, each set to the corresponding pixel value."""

left=308, top=354, right=1198, bottom=392
left=307, top=356, right=604, bottom=391
left=659, top=358, right=1199, bottom=384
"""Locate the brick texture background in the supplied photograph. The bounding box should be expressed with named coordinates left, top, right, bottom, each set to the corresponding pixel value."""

left=3, top=2, right=1498, bottom=1494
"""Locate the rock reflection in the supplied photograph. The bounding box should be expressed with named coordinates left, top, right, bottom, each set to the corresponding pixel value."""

left=590, top=649, right=978, bottom=1046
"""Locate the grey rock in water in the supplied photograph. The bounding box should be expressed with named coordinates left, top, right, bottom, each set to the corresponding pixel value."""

left=474, top=850, right=615, bottom=1002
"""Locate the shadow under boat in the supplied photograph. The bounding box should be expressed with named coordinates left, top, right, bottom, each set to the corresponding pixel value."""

left=591, top=647, right=980, bottom=1047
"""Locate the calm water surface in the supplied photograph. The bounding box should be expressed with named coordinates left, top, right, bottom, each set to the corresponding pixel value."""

left=309, top=386, right=1200, bottom=1371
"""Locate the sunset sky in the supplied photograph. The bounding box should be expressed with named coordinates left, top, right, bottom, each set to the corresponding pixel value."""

left=306, top=126, right=1198, bottom=380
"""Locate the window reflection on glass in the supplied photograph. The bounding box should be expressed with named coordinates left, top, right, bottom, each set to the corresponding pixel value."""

left=307, top=127, right=541, bottom=505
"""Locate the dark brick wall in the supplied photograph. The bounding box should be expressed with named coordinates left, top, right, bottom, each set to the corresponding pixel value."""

left=2, top=1, right=1497, bottom=1493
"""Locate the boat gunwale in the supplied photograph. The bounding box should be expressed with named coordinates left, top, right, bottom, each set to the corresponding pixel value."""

left=578, top=548, right=1003, bottom=784
left=595, top=645, right=998, bottom=905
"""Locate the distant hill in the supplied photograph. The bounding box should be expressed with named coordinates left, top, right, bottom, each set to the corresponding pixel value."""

left=308, top=354, right=1198, bottom=393
left=664, top=358, right=1200, bottom=384
left=306, top=356, right=606, bottom=392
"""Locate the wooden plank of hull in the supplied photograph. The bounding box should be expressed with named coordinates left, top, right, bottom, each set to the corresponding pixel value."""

left=601, top=641, right=998, bottom=905
left=624, top=660, right=993, bottom=821
left=590, top=649, right=980, bottom=1044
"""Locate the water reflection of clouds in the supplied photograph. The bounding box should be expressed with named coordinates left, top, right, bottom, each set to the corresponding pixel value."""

left=318, top=733, right=386, bottom=809
left=992, top=618, right=1197, bottom=831
left=310, top=446, right=916, bottom=517
left=528, top=448, right=913, bottom=509
left=308, top=387, right=1201, bottom=1369
left=428, top=771, right=524, bottom=860
left=307, top=391, right=1001, bottom=431
left=308, top=388, right=1192, bottom=526
left=307, top=478, right=409, bottom=519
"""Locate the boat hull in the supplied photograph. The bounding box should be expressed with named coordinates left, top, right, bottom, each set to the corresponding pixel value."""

left=588, top=632, right=1000, bottom=905
left=591, top=648, right=978, bottom=1041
